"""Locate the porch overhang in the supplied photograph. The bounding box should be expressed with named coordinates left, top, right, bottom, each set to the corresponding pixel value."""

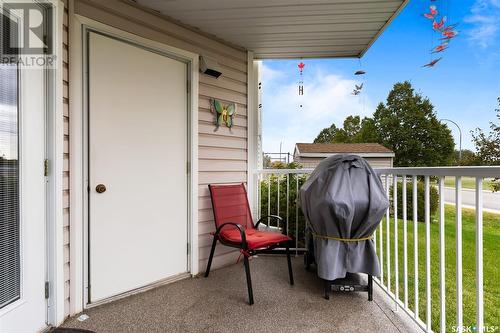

left=135, top=0, right=409, bottom=59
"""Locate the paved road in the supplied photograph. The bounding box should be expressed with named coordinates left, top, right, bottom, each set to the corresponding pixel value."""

left=444, top=187, right=500, bottom=213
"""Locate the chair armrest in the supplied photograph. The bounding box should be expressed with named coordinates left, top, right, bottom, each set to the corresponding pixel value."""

left=215, top=222, right=248, bottom=248
left=256, top=215, right=287, bottom=235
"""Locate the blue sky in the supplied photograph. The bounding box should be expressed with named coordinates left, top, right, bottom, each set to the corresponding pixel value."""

left=261, top=0, right=500, bottom=155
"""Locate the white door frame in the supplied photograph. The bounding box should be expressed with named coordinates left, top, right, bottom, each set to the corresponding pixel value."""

left=69, top=14, right=199, bottom=312
left=45, top=0, right=66, bottom=326
left=0, top=0, right=65, bottom=328
left=246, top=52, right=261, bottom=218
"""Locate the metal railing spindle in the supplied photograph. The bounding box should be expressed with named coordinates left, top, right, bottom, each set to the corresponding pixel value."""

left=424, top=176, right=431, bottom=332
left=456, top=176, right=463, bottom=330
left=413, top=175, right=419, bottom=320
left=439, top=176, right=446, bottom=333
left=386, top=175, right=391, bottom=292
left=476, top=177, right=484, bottom=333
left=286, top=174, right=289, bottom=236
left=402, top=175, right=408, bottom=308
left=394, top=175, right=399, bottom=310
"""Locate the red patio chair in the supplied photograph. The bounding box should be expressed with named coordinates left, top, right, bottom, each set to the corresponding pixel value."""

left=204, top=183, right=294, bottom=305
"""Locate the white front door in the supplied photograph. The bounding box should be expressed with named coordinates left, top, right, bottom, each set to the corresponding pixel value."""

left=0, top=51, right=47, bottom=333
left=88, top=32, right=189, bottom=302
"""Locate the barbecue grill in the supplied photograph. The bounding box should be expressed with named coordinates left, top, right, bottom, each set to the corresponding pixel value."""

left=300, top=154, right=389, bottom=300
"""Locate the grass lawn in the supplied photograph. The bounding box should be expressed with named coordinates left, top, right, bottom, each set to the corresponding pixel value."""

left=376, top=205, right=499, bottom=332
left=443, top=176, right=494, bottom=190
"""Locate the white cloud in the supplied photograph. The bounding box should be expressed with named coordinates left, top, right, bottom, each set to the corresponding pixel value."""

left=260, top=63, right=284, bottom=82
left=465, top=0, right=500, bottom=49
left=261, top=64, right=374, bottom=154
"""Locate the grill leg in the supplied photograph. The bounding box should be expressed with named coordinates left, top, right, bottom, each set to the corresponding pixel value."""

left=204, top=236, right=217, bottom=278
left=324, top=280, right=330, bottom=300
left=243, top=256, right=254, bottom=305
left=368, top=274, right=373, bottom=301
left=286, top=243, right=294, bottom=285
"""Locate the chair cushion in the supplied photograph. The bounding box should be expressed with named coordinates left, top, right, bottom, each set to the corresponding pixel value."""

left=219, top=228, right=292, bottom=250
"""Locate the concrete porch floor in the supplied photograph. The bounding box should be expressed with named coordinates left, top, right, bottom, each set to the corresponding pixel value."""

left=62, top=256, right=421, bottom=333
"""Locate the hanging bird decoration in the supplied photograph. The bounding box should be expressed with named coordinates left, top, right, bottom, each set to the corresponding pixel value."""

left=423, top=5, right=438, bottom=19
left=432, top=16, right=446, bottom=31
left=431, top=42, right=449, bottom=53
left=352, top=62, right=366, bottom=96
left=422, top=1, right=459, bottom=68
left=441, top=29, right=459, bottom=40
left=352, top=83, right=363, bottom=95
left=422, top=57, right=442, bottom=68
left=298, top=62, right=305, bottom=109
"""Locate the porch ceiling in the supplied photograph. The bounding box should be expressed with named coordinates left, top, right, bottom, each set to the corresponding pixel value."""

left=135, top=0, right=408, bottom=59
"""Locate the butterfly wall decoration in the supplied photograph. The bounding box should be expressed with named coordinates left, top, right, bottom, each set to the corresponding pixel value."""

left=210, top=98, right=236, bottom=130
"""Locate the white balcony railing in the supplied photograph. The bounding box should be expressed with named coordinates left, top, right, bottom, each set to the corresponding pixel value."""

left=255, top=166, right=500, bottom=333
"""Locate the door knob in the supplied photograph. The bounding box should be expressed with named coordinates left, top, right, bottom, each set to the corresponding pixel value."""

left=95, top=184, right=107, bottom=193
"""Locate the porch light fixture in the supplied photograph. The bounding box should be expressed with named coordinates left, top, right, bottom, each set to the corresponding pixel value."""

left=200, top=55, right=222, bottom=78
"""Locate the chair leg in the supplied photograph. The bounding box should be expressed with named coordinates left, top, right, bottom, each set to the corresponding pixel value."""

left=243, top=255, right=254, bottom=305
left=204, top=237, right=217, bottom=278
left=368, top=274, right=373, bottom=301
left=286, top=243, right=294, bottom=285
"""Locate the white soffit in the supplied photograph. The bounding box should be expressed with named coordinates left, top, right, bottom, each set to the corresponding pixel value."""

left=135, top=0, right=408, bottom=59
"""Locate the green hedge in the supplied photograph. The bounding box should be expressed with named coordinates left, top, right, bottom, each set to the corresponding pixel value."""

left=390, top=180, right=438, bottom=222
left=259, top=174, right=308, bottom=245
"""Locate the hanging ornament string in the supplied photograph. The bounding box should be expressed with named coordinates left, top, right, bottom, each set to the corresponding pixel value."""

left=422, top=0, right=459, bottom=68
left=298, top=61, right=305, bottom=110
left=352, top=58, right=365, bottom=96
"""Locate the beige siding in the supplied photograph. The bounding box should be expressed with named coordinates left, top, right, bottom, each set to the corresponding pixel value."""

left=62, top=0, right=71, bottom=318
left=364, top=157, right=393, bottom=168
left=64, top=0, right=248, bottom=316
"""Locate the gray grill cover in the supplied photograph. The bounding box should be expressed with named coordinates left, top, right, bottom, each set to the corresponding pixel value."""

left=300, top=154, right=389, bottom=281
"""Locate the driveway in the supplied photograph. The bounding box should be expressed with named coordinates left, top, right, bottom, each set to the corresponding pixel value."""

left=444, top=187, right=500, bottom=214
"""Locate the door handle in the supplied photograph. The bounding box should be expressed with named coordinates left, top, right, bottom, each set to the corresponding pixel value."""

left=95, top=184, right=107, bottom=193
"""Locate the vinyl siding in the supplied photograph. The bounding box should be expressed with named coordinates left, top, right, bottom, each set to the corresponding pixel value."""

left=64, top=0, right=248, bottom=316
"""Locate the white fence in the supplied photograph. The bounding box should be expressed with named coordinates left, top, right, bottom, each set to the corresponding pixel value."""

left=255, top=166, right=500, bottom=333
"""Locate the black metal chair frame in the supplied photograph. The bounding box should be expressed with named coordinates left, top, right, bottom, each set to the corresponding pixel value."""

left=204, top=213, right=294, bottom=305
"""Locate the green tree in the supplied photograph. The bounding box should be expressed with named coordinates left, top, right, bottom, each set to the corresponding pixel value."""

left=471, top=98, right=500, bottom=191
left=339, top=115, right=362, bottom=141
left=356, top=117, right=380, bottom=143
left=471, top=98, right=500, bottom=166
left=260, top=161, right=307, bottom=245
left=453, top=149, right=478, bottom=166
left=314, top=116, right=378, bottom=144
left=263, top=154, right=272, bottom=168
left=373, top=81, right=455, bottom=167
left=313, top=124, right=338, bottom=143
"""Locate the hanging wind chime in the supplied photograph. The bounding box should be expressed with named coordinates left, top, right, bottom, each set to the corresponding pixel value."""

left=422, top=1, right=459, bottom=68
left=352, top=61, right=365, bottom=96
left=298, top=61, right=305, bottom=109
